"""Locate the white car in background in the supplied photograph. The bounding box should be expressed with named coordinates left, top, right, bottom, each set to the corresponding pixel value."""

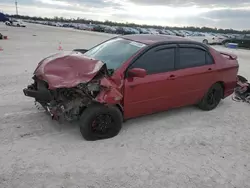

left=210, top=33, right=227, bottom=44
left=5, top=19, right=26, bottom=27
left=147, top=28, right=159, bottom=34
left=185, top=33, right=220, bottom=44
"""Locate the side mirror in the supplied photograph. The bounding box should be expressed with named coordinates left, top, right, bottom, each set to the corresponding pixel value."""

left=128, top=68, right=147, bottom=78
left=73, top=49, right=88, bottom=54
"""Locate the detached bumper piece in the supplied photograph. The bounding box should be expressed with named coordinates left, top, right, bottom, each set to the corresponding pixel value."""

left=23, top=78, right=52, bottom=102
left=23, top=87, right=60, bottom=120
left=23, top=87, right=52, bottom=102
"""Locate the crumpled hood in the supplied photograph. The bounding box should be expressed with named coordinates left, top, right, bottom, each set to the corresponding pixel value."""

left=34, top=51, right=106, bottom=89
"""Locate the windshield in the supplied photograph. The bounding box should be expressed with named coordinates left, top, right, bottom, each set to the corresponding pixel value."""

left=84, top=37, right=147, bottom=70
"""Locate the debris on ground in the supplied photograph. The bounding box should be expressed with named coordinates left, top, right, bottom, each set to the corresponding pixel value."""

left=232, top=75, right=250, bottom=103
left=0, top=33, right=8, bottom=40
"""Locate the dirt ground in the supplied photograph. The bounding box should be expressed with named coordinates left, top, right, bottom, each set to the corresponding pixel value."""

left=0, top=23, right=250, bottom=188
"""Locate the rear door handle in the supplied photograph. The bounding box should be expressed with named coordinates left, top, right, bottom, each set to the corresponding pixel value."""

left=208, top=68, right=212, bottom=71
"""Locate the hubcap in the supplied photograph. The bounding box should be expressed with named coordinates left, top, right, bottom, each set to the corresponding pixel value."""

left=207, top=89, right=220, bottom=105
left=91, top=114, right=113, bottom=134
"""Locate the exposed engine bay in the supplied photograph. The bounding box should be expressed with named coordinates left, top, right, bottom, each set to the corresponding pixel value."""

left=23, top=51, right=124, bottom=122
left=24, top=74, right=110, bottom=121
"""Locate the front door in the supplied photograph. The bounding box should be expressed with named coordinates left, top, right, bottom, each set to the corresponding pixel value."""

left=123, top=45, right=177, bottom=119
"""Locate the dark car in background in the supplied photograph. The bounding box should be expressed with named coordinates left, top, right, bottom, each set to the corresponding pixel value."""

left=0, top=12, right=9, bottom=22
left=116, top=27, right=138, bottom=35
left=172, top=30, right=185, bottom=37
left=222, top=34, right=250, bottom=49
left=137, top=27, right=151, bottom=34
left=92, top=25, right=105, bottom=32
left=103, top=25, right=117, bottom=34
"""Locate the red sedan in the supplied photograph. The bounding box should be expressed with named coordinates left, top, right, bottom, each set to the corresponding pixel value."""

left=23, top=34, right=239, bottom=140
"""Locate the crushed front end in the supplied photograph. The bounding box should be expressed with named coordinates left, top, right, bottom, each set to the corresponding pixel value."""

left=23, top=51, right=123, bottom=122
left=23, top=75, right=103, bottom=121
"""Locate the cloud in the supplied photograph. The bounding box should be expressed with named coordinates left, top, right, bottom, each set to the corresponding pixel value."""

left=0, top=0, right=250, bottom=30
left=36, top=0, right=71, bottom=6
left=35, top=0, right=125, bottom=9
left=198, top=8, right=250, bottom=29
left=201, top=8, right=250, bottom=20
left=128, top=0, right=250, bottom=7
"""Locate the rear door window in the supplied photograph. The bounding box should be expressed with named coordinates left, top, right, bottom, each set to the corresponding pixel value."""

left=176, top=47, right=208, bottom=69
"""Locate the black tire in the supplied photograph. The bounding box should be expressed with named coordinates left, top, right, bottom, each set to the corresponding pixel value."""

left=198, top=83, right=223, bottom=111
left=203, top=39, right=208, bottom=45
left=79, top=104, right=123, bottom=141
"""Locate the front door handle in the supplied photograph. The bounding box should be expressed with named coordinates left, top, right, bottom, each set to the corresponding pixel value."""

left=167, top=75, right=176, bottom=80
left=208, top=68, right=212, bottom=71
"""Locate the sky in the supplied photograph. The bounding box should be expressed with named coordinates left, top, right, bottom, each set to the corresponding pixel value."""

left=1, top=0, right=250, bottom=30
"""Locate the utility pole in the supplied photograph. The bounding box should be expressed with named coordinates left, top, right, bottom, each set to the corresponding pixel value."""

left=15, top=0, right=18, bottom=15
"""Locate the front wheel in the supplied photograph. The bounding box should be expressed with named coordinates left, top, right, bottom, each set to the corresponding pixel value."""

left=197, top=83, right=223, bottom=111
left=79, top=104, right=123, bottom=141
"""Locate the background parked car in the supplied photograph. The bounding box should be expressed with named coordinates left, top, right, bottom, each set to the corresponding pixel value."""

left=186, top=33, right=220, bottom=44
left=5, top=19, right=26, bottom=27
left=171, top=30, right=185, bottom=37
left=209, top=33, right=227, bottom=44
left=222, top=34, right=250, bottom=49
left=137, top=27, right=151, bottom=34
left=103, top=25, right=117, bottom=34
left=92, top=25, right=105, bottom=32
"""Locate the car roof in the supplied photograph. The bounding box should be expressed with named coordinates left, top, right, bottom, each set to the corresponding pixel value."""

left=120, top=34, right=191, bottom=45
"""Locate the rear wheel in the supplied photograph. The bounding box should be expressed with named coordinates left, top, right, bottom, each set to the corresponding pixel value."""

left=198, top=83, right=223, bottom=111
left=79, top=104, right=123, bottom=141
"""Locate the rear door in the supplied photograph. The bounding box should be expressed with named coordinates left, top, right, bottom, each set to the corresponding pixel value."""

left=169, top=44, right=217, bottom=107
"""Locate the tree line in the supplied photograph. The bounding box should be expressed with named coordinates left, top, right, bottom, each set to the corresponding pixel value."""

left=7, top=14, right=250, bottom=34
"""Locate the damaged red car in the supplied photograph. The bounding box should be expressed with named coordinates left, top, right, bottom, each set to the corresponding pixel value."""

left=23, top=34, right=239, bottom=140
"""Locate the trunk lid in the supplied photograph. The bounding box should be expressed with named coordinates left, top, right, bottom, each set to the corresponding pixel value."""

left=219, top=51, right=237, bottom=60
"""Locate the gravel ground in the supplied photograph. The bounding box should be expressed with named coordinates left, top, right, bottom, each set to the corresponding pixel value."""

left=0, top=23, right=250, bottom=188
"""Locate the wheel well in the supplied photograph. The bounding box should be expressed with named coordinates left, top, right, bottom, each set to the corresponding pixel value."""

left=80, top=103, right=124, bottom=116
left=115, top=104, right=124, bottom=114
left=216, top=81, right=225, bottom=98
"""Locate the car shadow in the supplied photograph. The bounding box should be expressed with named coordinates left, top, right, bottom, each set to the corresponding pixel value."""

left=121, top=101, right=226, bottom=132
left=18, top=101, right=227, bottom=141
